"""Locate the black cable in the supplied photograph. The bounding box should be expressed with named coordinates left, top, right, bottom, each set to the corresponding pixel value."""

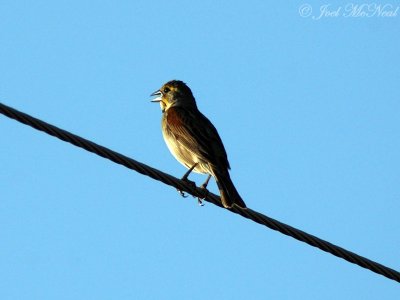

left=1, top=102, right=399, bottom=283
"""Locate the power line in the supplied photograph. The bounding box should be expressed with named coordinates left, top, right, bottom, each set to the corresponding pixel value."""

left=1, top=102, right=399, bottom=283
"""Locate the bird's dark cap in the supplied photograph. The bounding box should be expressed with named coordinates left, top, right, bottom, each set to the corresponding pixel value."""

left=165, top=80, right=193, bottom=97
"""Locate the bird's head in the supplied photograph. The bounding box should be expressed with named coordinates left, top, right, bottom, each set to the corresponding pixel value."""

left=151, top=80, right=197, bottom=112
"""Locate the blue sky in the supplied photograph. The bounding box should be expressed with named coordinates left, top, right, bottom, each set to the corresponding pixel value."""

left=1, top=1, right=399, bottom=299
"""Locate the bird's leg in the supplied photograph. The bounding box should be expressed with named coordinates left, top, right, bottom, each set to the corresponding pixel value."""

left=197, top=174, right=212, bottom=206
left=178, top=163, right=198, bottom=198
left=200, top=174, right=212, bottom=189
left=181, top=163, right=197, bottom=181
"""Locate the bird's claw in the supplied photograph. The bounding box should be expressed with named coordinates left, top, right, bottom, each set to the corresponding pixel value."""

left=197, top=197, right=205, bottom=206
left=196, top=186, right=209, bottom=207
left=177, top=178, right=196, bottom=199
left=177, top=189, right=189, bottom=198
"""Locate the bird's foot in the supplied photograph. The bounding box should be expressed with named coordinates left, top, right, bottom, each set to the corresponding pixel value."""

left=177, top=177, right=197, bottom=198
left=177, top=163, right=198, bottom=198
left=177, top=189, right=188, bottom=198
left=197, top=197, right=205, bottom=206
left=197, top=183, right=210, bottom=207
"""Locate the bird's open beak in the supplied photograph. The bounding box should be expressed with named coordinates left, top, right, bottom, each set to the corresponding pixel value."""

left=150, top=90, right=162, bottom=102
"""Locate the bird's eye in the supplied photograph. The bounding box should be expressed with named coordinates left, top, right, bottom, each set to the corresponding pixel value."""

left=163, top=87, right=170, bottom=93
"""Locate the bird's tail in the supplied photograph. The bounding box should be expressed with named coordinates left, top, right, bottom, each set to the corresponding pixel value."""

left=213, top=170, right=247, bottom=209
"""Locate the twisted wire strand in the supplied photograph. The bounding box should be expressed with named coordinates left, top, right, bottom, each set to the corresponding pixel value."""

left=1, top=102, right=399, bottom=283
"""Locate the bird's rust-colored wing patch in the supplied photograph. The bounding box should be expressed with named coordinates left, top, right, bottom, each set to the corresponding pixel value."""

left=164, top=107, right=230, bottom=170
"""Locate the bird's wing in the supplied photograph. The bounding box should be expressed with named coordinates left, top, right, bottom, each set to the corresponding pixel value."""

left=164, top=107, right=230, bottom=170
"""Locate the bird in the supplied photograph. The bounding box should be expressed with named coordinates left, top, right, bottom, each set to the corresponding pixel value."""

left=151, top=80, right=246, bottom=209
